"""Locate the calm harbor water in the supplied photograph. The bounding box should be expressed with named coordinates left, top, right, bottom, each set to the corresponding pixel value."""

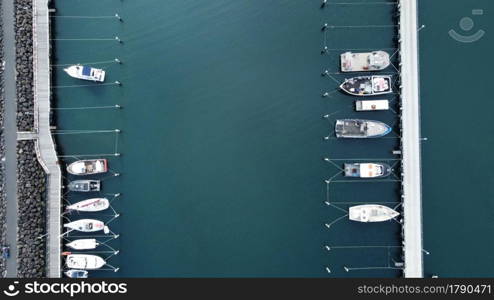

left=419, top=0, right=494, bottom=277
left=53, top=0, right=401, bottom=277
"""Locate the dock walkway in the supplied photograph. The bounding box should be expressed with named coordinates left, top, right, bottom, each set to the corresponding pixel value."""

left=398, top=0, right=424, bottom=278
left=33, top=0, right=61, bottom=278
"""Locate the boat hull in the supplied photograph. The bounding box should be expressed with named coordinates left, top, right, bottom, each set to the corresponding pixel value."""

left=66, top=239, right=99, bottom=250
left=68, top=180, right=101, bottom=192
left=66, top=254, right=106, bottom=270
left=335, top=119, right=391, bottom=138
left=64, top=65, right=106, bottom=82
left=344, top=163, right=392, bottom=178
left=67, top=159, right=108, bottom=176
left=67, top=198, right=110, bottom=212
left=65, top=269, right=89, bottom=278
left=340, top=76, right=392, bottom=96
left=340, top=51, right=390, bottom=72
left=349, top=205, right=400, bottom=222
left=64, top=219, right=105, bottom=233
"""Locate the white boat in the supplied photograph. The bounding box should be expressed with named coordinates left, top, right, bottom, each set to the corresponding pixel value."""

left=340, top=51, right=390, bottom=72
left=65, top=254, right=106, bottom=270
left=64, top=219, right=109, bottom=234
left=355, top=100, right=389, bottom=111
left=67, top=198, right=110, bottom=212
left=344, top=163, right=392, bottom=178
left=349, top=205, right=399, bottom=223
left=64, top=65, right=106, bottom=82
left=67, top=159, right=108, bottom=176
left=66, top=239, right=99, bottom=250
left=335, top=119, right=392, bottom=138
left=340, top=76, right=392, bottom=96
left=65, top=269, right=89, bottom=278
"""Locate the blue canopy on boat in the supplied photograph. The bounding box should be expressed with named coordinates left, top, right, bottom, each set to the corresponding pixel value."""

left=82, top=66, right=92, bottom=76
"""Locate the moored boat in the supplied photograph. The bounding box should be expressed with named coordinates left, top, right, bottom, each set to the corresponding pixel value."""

left=349, top=205, right=400, bottom=222
left=344, top=163, right=392, bottom=178
left=340, top=76, right=392, bottom=96
left=355, top=99, right=389, bottom=111
left=66, top=239, right=99, bottom=250
left=67, top=159, right=108, bottom=176
left=65, top=269, right=89, bottom=278
left=335, top=119, right=391, bottom=138
left=68, top=180, right=101, bottom=192
left=340, top=51, right=390, bottom=72
left=64, top=65, right=106, bottom=82
left=67, top=198, right=110, bottom=212
left=65, top=254, right=106, bottom=270
left=64, top=219, right=109, bottom=233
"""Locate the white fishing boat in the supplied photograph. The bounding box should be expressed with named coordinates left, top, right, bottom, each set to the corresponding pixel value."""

left=355, top=100, right=389, bottom=111
left=67, top=159, right=108, bottom=176
left=340, top=76, right=392, bottom=96
left=344, top=163, right=392, bottom=178
left=335, top=119, right=391, bottom=138
left=65, top=269, right=89, bottom=278
left=66, top=239, right=99, bottom=250
left=65, top=254, right=106, bottom=270
left=64, top=219, right=109, bottom=234
left=340, top=51, right=390, bottom=72
left=67, top=198, right=110, bottom=212
left=64, top=65, right=106, bottom=82
left=349, top=205, right=399, bottom=223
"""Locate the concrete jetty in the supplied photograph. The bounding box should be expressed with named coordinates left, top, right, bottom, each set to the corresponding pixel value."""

left=33, top=0, right=61, bottom=278
left=398, top=0, right=424, bottom=278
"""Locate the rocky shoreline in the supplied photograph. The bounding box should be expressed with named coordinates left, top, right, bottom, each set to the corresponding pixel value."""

left=15, top=0, right=47, bottom=278
left=16, top=141, right=45, bottom=278
left=0, top=0, right=7, bottom=278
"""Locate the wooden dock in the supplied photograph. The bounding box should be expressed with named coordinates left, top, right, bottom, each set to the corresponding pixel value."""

left=398, top=0, right=424, bottom=278
left=33, top=0, right=62, bottom=278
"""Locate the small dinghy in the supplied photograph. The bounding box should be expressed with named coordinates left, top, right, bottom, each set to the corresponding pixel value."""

left=64, top=219, right=109, bottom=234
left=335, top=119, right=391, bottom=138
left=67, top=159, right=108, bottom=176
left=340, top=75, right=392, bottom=96
left=67, top=198, right=110, bottom=212
left=340, top=51, right=390, bottom=72
left=344, top=163, right=392, bottom=178
left=68, top=180, right=101, bottom=192
left=65, top=254, right=106, bottom=270
left=66, top=239, right=99, bottom=250
left=64, top=65, right=106, bottom=82
left=65, top=269, right=89, bottom=278
left=349, top=205, right=399, bottom=223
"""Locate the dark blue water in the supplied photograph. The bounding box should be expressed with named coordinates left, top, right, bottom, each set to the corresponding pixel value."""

left=419, top=0, right=494, bottom=277
left=53, top=0, right=401, bottom=277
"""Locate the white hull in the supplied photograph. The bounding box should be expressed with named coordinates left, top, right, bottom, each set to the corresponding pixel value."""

left=64, top=219, right=107, bottom=233
left=66, top=239, right=99, bottom=250
left=349, top=205, right=399, bottom=222
left=67, top=198, right=110, bottom=212
left=340, top=51, right=390, bottom=72
left=67, top=159, right=108, bottom=176
left=64, top=65, right=106, bottom=82
left=66, top=254, right=106, bottom=270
